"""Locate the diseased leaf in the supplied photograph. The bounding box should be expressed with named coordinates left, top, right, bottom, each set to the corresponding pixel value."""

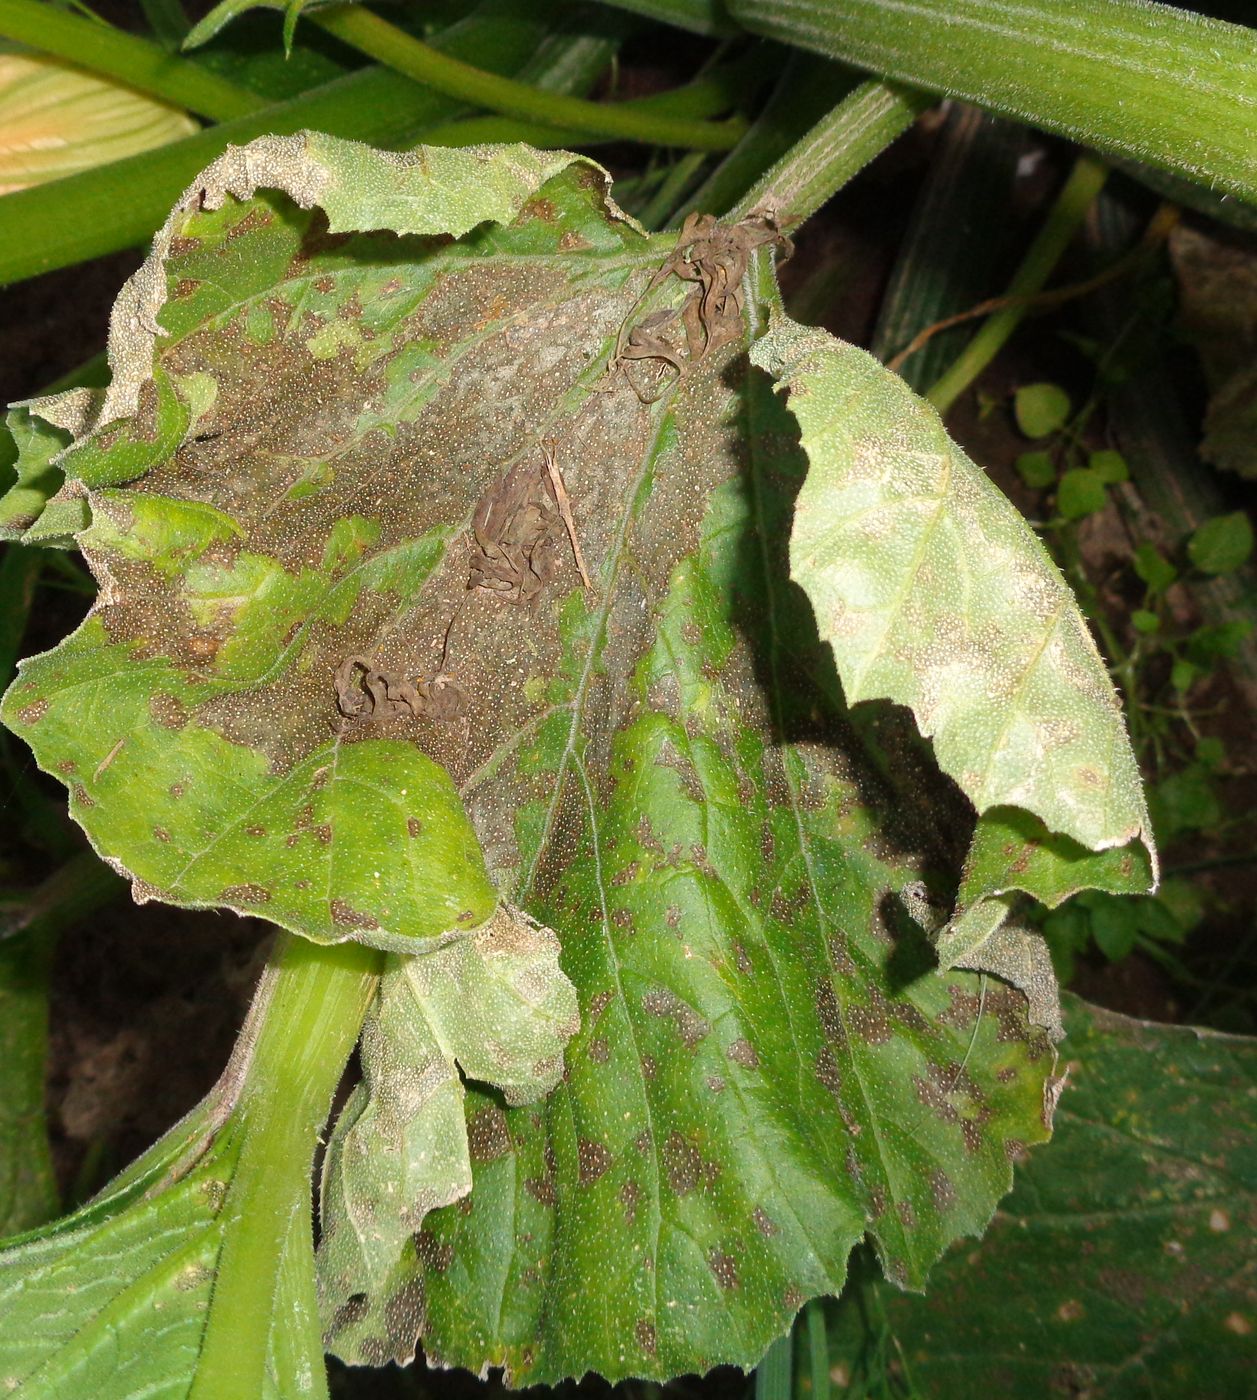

left=750, top=312, right=1156, bottom=1003
left=826, top=994, right=1257, bottom=1399
left=0, top=136, right=612, bottom=953
left=318, top=905, right=579, bottom=1361
left=0, top=133, right=1147, bottom=1384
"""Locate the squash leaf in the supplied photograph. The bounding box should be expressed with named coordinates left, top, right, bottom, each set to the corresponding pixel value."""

left=0, top=133, right=1157, bottom=1383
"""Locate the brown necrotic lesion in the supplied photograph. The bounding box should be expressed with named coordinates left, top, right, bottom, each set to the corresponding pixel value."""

left=333, top=443, right=591, bottom=726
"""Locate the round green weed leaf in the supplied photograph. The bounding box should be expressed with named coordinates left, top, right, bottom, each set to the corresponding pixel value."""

left=1013, top=382, right=1071, bottom=438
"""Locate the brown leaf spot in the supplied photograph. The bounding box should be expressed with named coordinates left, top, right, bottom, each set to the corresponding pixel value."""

left=589, top=989, right=614, bottom=1017
left=752, top=1207, right=779, bottom=1238
left=930, top=1170, right=956, bottom=1211
left=578, top=1138, right=613, bottom=1185
left=222, top=883, right=271, bottom=904
left=330, top=898, right=377, bottom=929
left=56, top=759, right=76, bottom=774
left=313, top=823, right=333, bottom=844
left=727, top=1037, right=759, bottom=1070
left=244, top=824, right=266, bottom=838
left=897, top=1200, right=917, bottom=1229
left=847, top=1005, right=892, bottom=1044
left=662, top=1131, right=703, bottom=1195
left=620, top=1179, right=641, bottom=1226
left=327, top=1293, right=369, bottom=1337
left=149, top=693, right=188, bottom=730
left=641, top=1054, right=657, bottom=1081
left=587, top=1035, right=610, bottom=1064
left=524, top=1174, right=556, bottom=1206
left=634, top=1319, right=657, bottom=1354
left=153, top=827, right=171, bottom=843
left=706, top=1076, right=726, bottom=1094
left=382, top=1277, right=424, bottom=1361
left=641, top=987, right=709, bottom=1049
left=467, top=1106, right=511, bottom=1164
left=407, top=817, right=423, bottom=838
left=16, top=698, right=48, bottom=725
left=414, top=1228, right=453, bottom=1273
left=171, top=277, right=202, bottom=300
left=707, top=1250, right=739, bottom=1290
left=169, top=782, right=186, bottom=798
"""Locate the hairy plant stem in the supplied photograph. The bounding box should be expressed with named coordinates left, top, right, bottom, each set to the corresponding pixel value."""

left=925, top=153, right=1109, bottom=414
left=0, top=0, right=263, bottom=121
left=311, top=3, right=746, bottom=150
left=188, top=933, right=381, bottom=1400
left=729, top=79, right=931, bottom=232
left=729, top=0, right=1257, bottom=205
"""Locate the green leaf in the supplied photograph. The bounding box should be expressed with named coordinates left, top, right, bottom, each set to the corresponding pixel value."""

left=184, top=0, right=329, bottom=51
left=1082, top=889, right=1138, bottom=961
left=1056, top=465, right=1108, bottom=520
left=1150, top=764, right=1222, bottom=843
left=0, top=407, right=73, bottom=544
left=1186, top=619, right=1255, bottom=666
left=825, top=994, right=1257, bottom=1399
left=1088, top=448, right=1128, bottom=483
left=1131, top=540, right=1177, bottom=593
left=1013, top=449, right=1055, bottom=489
left=1187, top=510, right=1254, bottom=575
left=1, top=136, right=1084, bottom=1383
left=1013, top=382, right=1070, bottom=438
left=1130, top=608, right=1159, bottom=634
left=318, top=905, right=579, bottom=1360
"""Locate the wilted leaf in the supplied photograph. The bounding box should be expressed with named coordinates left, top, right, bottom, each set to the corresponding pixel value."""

left=318, top=905, right=579, bottom=1360
left=826, top=994, right=1257, bottom=1399
left=0, top=133, right=1140, bottom=1383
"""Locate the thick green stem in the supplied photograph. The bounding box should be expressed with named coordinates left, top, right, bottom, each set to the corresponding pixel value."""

left=416, top=67, right=751, bottom=150
left=0, top=0, right=263, bottom=121
left=728, top=0, right=1257, bottom=206
left=312, top=3, right=746, bottom=151
left=188, top=933, right=380, bottom=1400
left=729, top=80, right=931, bottom=232
left=925, top=153, right=1108, bottom=413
